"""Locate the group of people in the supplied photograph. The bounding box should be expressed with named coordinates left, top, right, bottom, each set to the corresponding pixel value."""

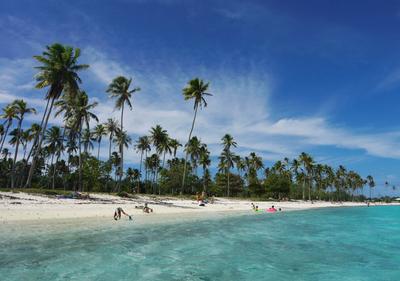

left=113, top=203, right=154, bottom=221
left=251, top=203, right=282, bottom=213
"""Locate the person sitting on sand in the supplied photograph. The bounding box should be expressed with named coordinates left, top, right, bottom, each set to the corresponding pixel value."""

left=114, top=207, right=132, bottom=220
left=143, top=203, right=153, bottom=213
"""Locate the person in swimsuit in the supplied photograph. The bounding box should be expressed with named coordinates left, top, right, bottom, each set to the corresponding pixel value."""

left=114, top=207, right=132, bottom=220
left=143, top=203, right=153, bottom=213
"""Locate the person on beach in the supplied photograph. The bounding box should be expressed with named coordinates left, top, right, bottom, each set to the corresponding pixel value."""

left=114, top=207, right=132, bottom=220
left=251, top=203, right=255, bottom=210
left=143, top=203, right=153, bottom=213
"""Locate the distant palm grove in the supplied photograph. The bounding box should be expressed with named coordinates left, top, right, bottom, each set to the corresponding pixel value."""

left=0, top=43, right=378, bottom=201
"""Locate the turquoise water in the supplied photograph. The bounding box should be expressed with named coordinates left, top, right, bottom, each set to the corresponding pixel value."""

left=1, top=206, right=400, bottom=280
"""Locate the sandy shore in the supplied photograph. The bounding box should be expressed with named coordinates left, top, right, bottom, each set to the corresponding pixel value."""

left=1, top=191, right=396, bottom=225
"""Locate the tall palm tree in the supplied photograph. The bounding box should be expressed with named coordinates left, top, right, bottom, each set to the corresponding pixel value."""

left=44, top=126, right=64, bottom=189
left=126, top=167, right=140, bottom=193
left=149, top=125, right=168, bottom=193
left=93, top=124, right=106, bottom=160
left=0, top=104, right=17, bottom=152
left=185, top=136, right=202, bottom=176
left=9, top=100, right=36, bottom=188
left=105, top=118, right=119, bottom=159
left=221, top=134, right=237, bottom=197
left=299, top=152, right=314, bottom=201
left=366, top=175, right=375, bottom=200
left=199, top=144, right=210, bottom=193
left=0, top=124, right=4, bottom=149
left=26, top=43, right=89, bottom=188
left=169, top=138, right=182, bottom=157
left=113, top=129, right=132, bottom=191
left=68, top=91, right=98, bottom=191
left=82, top=128, right=95, bottom=153
left=107, top=76, right=140, bottom=187
left=134, top=135, right=151, bottom=191
left=181, top=78, right=212, bottom=193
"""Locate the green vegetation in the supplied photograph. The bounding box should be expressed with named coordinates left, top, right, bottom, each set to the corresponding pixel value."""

left=0, top=43, right=388, bottom=201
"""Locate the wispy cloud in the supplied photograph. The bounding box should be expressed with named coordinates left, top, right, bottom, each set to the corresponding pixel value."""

left=2, top=46, right=400, bottom=166
left=82, top=47, right=400, bottom=164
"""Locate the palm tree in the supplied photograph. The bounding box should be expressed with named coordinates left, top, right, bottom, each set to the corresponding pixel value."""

left=105, top=118, right=119, bottom=159
left=299, top=152, right=314, bottom=201
left=134, top=135, right=151, bottom=192
left=93, top=124, right=106, bottom=160
left=185, top=136, right=202, bottom=177
left=44, top=126, right=64, bottom=189
left=199, top=144, right=210, bottom=192
left=9, top=100, right=36, bottom=188
left=149, top=125, right=168, bottom=193
left=0, top=104, right=17, bottom=152
left=221, top=134, right=237, bottom=197
left=366, top=175, right=375, bottom=200
left=107, top=76, right=140, bottom=188
left=169, top=138, right=182, bottom=157
left=69, top=91, right=98, bottom=191
left=126, top=167, right=140, bottom=193
left=26, top=43, right=89, bottom=188
left=82, top=128, right=95, bottom=153
left=0, top=124, right=4, bottom=149
left=113, top=129, right=132, bottom=191
left=181, top=78, right=212, bottom=193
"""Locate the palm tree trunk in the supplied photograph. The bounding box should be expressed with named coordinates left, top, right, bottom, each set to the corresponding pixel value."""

left=203, top=167, right=206, bottom=193
left=78, top=125, right=83, bottom=192
left=138, top=151, right=143, bottom=193
left=302, top=177, right=305, bottom=201
left=227, top=168, right=230, bottom=197
left=11, top=119, right=23, bottom=189
left=108, top=135, right=112, bottom=160
left=118, top=103, right=124, bottom=191
left=0, top=121, right=12, bottom=153
left=181, top=105, right=198, bottom=194
left=97, top=138, right=101, bottom=160
left=25, top=97, right=55, bottom=188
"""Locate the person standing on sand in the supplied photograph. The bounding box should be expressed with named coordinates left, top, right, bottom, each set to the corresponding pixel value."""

left=114, top=207, right=132, bottom=220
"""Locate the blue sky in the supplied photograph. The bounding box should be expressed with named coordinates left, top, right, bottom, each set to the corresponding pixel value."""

left=1, top=0, right=400, bottom=196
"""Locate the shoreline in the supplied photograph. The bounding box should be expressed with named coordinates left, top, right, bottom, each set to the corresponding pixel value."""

left=1, top=191, right=398, bottom=226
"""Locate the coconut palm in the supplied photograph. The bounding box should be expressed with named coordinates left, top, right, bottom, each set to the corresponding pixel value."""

left=26, top=43, right=88, bottom=188
left=169, top=138, right=182, bottom=157
left=185, top=136, right=202, bottom=176
left=221, top=134, right=237, bottom=197
left=126, top=167, right=140, bottom=193
left=181, top=78, right=212, bottom=193
left=0, top=124, right=4, bottom=149
left=9, top=100, right=36, bottom=188
left=69, top=91, right=98, bottom=191
left=82, top=128, right=95, bottom=153
left=107, top=76, right=140, bottom=187
left=0, top=104, right=17, bottom=152
left=366, top=175, right=375, bottom=200
left=105, top=118, right=119, bottom=159
left=149, top=125, right=169, bottom=193
left=113, top=129, right=132, bottom=191
left=44, top=126, right=64, bottom=189
left=134, top=135, right=151, bottom=191
left=93, top=124, right=106, bottom=160
left=199, top=144, right=210, bottom=192
left=298, top=152, right=314, bottom=201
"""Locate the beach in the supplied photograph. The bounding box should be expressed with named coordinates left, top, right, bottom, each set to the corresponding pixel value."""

left=0, top=191, right=393, bottom=224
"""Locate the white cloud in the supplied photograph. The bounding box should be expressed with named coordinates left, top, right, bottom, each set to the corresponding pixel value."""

left=2, top=46, right=400, bottom=166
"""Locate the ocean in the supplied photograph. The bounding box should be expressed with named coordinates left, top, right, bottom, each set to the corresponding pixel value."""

left=0, top=206, right=399, bottom=280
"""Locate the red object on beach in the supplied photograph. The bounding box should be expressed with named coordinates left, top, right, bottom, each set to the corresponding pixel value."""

left=266, top=208, right=277, bottom=213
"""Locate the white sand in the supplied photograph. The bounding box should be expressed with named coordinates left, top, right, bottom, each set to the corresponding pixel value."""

left=1, top=191, right=396, bottom=225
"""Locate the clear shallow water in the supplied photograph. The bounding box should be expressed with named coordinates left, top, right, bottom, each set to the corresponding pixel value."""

left=1, top=206, right=400, bottom=281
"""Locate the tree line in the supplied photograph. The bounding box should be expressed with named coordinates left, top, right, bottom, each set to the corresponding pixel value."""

left=0, top=43, right=378, bottom=201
